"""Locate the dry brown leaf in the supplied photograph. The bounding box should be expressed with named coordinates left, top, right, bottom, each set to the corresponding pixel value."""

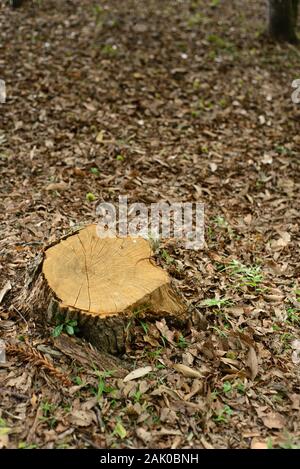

left=0, top=431, right=9, bottom=449
left=45, top=182, right=68, bottom=191
left=136, top=427, right=152, bottom=445
left=69, top=409, right=94, bottom=427
left=247, top=346, right=258, bottom=380
left=200, top=436, right=214, bottom=449
left=270, top=231, right=291, bottom=250
left=0, top=281, right=12, bottom=304
left=96, top=130, right=105, bottom=143
left=155, top=319, right=175, bottom=344
left=123, top=366, right=152, bottom=382
left=160, top=408, right=177, bottom=423
left=290, top=394, right=300, bottom=410
left=251, top=438, right=268, bottom=449
left=262, top=412, right=285, bottom=429
left=184, top=379, right=203, bottom=401
left=173, top=364, right=203, bottom=379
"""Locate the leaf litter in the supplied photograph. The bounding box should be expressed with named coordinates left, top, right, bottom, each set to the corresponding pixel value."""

left=0, top=0, right=299, bottom=450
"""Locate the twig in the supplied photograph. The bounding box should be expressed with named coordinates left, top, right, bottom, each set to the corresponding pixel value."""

left=12, top=306, right=28, bottom=326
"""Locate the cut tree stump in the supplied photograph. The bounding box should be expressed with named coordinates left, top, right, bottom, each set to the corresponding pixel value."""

left=20, top=225, right=187, bottom=354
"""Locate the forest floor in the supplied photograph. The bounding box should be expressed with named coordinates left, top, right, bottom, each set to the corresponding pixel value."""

left=0, top=0, right=300, bottom=449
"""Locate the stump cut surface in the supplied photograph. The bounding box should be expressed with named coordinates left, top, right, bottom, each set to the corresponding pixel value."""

left=42, top=225, right=180, bottom=316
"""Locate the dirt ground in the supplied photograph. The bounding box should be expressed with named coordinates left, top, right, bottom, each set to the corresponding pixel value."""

left=0, top=0, right=300, bottom=449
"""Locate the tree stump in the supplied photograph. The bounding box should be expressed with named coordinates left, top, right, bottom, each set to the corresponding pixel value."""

left=21, top=225, right=187, bottom=354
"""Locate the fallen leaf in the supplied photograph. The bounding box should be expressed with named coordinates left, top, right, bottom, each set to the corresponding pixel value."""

left=123, top=366, right=152, bottom=382
left=96, top=130, right=105, bottom=143
left=247, top=346, right=258, bottom=380
left=136, top=427, right=152, bottom=444
left=113, top=421, right=127, bottom=439
left=0, top=281, right=12, bottom=304
left=209, top=162, right=218, bottom=172
left=290, top=394, right=300, bottom=410
left=262, top=412, right=285, bottom=429
left=0, top=427, right=10, bottom=449
left=45, top=182, right=68, bottom=191
left=173, top=364, right=203, bottom=379
left=69, top=409, right=94, bottom=427
left=200, top=436, right=214, bottom=449
left=251, top=438, right=268, bottom=449
left=155, top=319, right=175, bottom=344
left=262, top=153, right=273, bottom=165
left=270, top=231, right=291, bottom=250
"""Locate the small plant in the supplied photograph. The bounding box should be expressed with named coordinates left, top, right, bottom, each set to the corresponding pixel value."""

left=267, top=438, right=273, bottom=449
left=116, top=154, right=125, bottom=161
left=93, top=370, right=115, bottom=400
left=201, top=297, right=232, bottom=308
left=90, top=167, right=100, bottom=176
left=147, top=347, right=163, bottom=360
left=193, top=78, right=201, bottom=90
left=275, top=145, right=292, bottom=155
left=188, top=12, right=205, bottom=27
left=161, top=249, right=175, bottom=265
left=281, top=332, right=294, bottom=349
left=41, top=401, right=56, bottom=416
left=0, top=418, right=10, bottom=440
left=53, top=317, right=79, bottom=338
left=18, top=442, right=38, bottom=449
left=177, top=334, right=189, bottom=349
left=219, top=98, right=228, bottom=108
left=133, top=390, right=142, bottom=403
left=55, top=443, right=70, bottom=449
left=148, top=233, right=160, bottom=253
left=222, top=381, right=232, bottom=394
left=278, top=432, right=300, bottom=449
left=236, top=381, right=246, bottom=394
left=93, top=5, right=104, bottom=26
left=102, top=44, right=118, bottom=56
left=214, top=405, right=233, bottom=423
left=86, top=192, right=97, bottom=202
left=286, top=307, right=300, bottom=325
left=207, top=34, right=228, bottom=49
left=155, top=363, right=165, bottom=370
left=139, top=321, right=148, bottom=334
left=211, top=325, right=228, bottom=338
left=125, top=305, right=149, bottom=333
left=227, top=260, right=263, bottom=288
left=73, top=375, right=84, bottom=385
left=40, top=401, right=57, bottom=428
left=112, top=420, right=127, bottom=439
left=213, top=215, right=228, bottom=228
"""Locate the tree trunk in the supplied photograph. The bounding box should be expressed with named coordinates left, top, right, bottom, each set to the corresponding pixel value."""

left=18, top=225, right=187, bottom=355
left=11, top=0, right=24, bottom=7
left=268, top=0, right=299, bottom=43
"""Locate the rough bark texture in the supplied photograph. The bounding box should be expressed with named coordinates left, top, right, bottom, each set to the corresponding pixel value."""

left=18, top=226, right=188, bottom=355
left=268, top=0, right=299, bottom=43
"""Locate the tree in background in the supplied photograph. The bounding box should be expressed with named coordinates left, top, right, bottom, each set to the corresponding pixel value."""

left=10, top=0, right=24, bottom=7
left=268, top=0, right=299, bottom=43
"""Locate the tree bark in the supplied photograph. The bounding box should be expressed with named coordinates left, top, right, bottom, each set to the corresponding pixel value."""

left=268, top=0, right=299, bottom=43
